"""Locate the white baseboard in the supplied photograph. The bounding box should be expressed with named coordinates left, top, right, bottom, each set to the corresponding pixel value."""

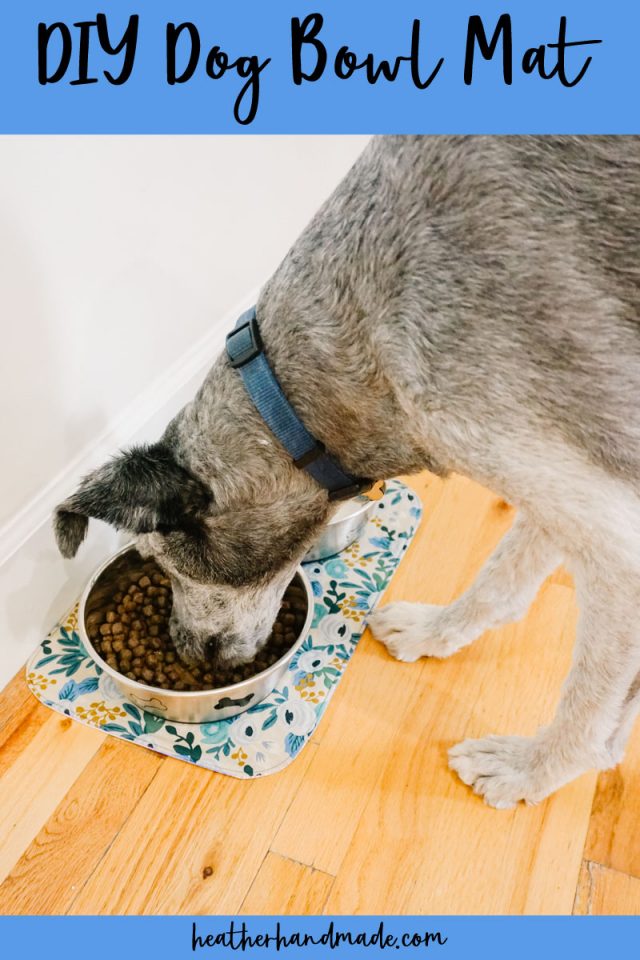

left=0, top=289, right=258, bottom=693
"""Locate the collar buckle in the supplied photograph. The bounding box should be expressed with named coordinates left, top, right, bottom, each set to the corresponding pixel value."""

left=226, top=313, right=263, bottom=368
left=295, top=444, right=370, bottom=501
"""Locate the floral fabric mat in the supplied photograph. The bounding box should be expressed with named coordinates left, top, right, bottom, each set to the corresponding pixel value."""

left=26, top=480, right=421, bottom=779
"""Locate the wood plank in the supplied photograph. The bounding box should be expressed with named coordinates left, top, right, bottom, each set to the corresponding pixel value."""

left=0, top=672, right=38, bottom=748
left=272, top=477, right=514, bottom=875
left=574, top=862, right=640, bottom=915
left=583, top=721, right=640, bottom=879
left=0, top=713, right=104, bottom=885
left=0, top=673, right=51, bottom=780
left=68, top=742, right=317, bottom=915
left=0, top=700, right=51, bottom=781
left=239, top=853, right=334, bottom=914
left=324, top=581, right=596, bottom=914
left=0, top=739, right=163, bottom=915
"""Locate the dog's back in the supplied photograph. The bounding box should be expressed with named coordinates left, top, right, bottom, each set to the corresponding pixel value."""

left=265, top=136, right=640, bottom=490
left=495, top=136, right=640, bottom=315
left=417, top=135, right=640, bottom=487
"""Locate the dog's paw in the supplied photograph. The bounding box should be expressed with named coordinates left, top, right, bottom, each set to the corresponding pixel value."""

left=368, top=602, right=458, bottom=662
left=448, top=734, right=547, bottom=809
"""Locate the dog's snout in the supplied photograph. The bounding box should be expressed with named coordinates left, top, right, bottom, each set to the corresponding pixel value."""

left=165, top=572, right=280, bottom=667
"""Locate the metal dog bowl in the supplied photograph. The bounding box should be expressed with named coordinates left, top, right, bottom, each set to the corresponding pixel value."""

left=78, top=544, right=314, bottom=724
left=304, top=480, right=386, bottom=562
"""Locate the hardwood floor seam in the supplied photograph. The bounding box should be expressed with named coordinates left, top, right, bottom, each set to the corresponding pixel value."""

left=237, top=848, right=272, bottom=913
left=584, top=857, right=640, bottom=885
left=319, top=876, right=336, bottom=915
left=574, top=860, right=595, bottom=915
left=268, top=849, right=337, bottom=878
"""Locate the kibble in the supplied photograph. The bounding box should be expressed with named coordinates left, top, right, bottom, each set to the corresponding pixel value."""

left=88, top=559, right=308, bottom=692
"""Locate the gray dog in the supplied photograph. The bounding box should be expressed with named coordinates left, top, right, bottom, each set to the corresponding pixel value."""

left=55, top=136, right=640, bottom=808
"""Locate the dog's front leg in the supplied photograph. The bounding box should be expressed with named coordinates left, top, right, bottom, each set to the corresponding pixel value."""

left=449, top=563, right=640, bottom=808
left=369, top=511, right=560, bottom=662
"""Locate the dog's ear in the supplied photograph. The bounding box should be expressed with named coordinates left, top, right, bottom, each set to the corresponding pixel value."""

left=53, top=442, right=212, bottom=558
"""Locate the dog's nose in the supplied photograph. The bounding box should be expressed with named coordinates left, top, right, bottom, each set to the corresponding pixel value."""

left=205, top=637, right=219, bottom=661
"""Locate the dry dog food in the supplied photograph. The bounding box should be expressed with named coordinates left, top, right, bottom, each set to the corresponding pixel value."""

left=85, top=561, right=308, bottom=692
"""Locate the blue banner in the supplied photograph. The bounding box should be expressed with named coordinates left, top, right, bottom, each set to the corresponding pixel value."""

left=0, top=915, right=639, bottom=958
left=0, top=1, right=635, bottom=133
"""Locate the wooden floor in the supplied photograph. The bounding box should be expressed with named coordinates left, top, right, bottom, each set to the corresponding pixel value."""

left=1, top=472, right=639, bottom=915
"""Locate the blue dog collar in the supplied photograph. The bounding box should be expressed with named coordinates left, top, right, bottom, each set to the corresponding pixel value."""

left=226, top=306, right=369, bottom=500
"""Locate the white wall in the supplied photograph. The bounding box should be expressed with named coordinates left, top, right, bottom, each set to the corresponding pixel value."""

left=0, top=135, right=369, bottom=691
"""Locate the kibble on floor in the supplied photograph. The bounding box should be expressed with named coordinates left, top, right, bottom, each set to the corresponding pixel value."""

left=85, top=560, right=308, bottom=692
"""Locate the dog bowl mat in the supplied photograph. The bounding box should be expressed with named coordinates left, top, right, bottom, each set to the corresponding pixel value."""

left=26, top=480, right=422, bottom=779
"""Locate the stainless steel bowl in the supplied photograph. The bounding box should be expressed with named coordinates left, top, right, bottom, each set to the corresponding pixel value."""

left=78, top=544, right=314, bottom=724
left=304, top=480, right=386, bottom=562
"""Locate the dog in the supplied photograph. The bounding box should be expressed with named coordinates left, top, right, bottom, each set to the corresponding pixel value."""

left=54, top=136, right=640, bottom=809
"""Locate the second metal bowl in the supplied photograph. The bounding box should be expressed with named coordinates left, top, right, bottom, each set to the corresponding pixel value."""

left=304, top=480, right=386, bottom=562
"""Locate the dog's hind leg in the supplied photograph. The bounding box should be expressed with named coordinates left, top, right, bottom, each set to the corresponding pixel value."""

left=449, top=557, right=640, bottom=808
left=369, top=512, right=560, bottom=662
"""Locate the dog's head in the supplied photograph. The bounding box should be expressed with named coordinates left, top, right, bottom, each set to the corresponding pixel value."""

left=54, top=442, right=325, bottom=666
